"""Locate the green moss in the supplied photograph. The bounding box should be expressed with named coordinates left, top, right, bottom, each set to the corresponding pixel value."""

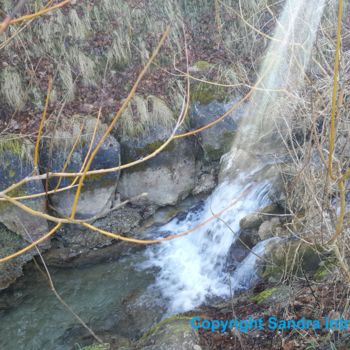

left=191, top=82, right=228, bottom=105
left=262, top=243, right=330, bottom=282
left=121, top=139, right=176, bottom=168
left=0, top=187, right=27, bottom=212
left=203, top=131, right=235, bottom=160
left=203, top=144, right=223, bottom=161
left=193, top=60, right=212, bottom=71
left=251, top=287, right=277, bottom=303
left=0, top=137, right=24, bottom=158
left=8, top=170, right=15, bottom=178
left=83, top=173, right=116, bottom=188
left=314, top=257, right=337, bottom=281
left=80, top=344, right=110, bottom=350
left=139, top=315, right=192, bottom=343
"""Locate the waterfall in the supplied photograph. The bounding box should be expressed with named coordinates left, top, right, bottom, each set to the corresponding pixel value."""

left=144, top=0, right=326, bottom=314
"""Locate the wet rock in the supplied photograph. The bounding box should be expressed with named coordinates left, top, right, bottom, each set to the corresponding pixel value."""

left=192, top=162, right=218, bottom=196
left=0, top=137, right=49, bottom=247
left=132, top=318, right=201, bottom=350
left=49, top=205, right=142, bottom=253
left=0, top=223, right=36, bottom=290
left=190, top=100, right=243, bottom=161
left=239, top=203, right=283, bottom=230
left=240, top=213, right=263, bottom=230
left=118, top=288, right=165, bottom=340
left=39, top=116, right=120, bottom=219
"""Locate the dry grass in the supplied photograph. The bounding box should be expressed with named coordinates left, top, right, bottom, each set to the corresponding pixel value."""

left=272, top=0, right=350, bottom=280
left=117, top=95, right=175, bottom=137
left=0, top=67, right=26, bottom=110
left=0, top=0, right=280, bottom=110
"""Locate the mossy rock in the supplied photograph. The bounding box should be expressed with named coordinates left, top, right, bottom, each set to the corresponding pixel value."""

left=0, top=136, right=49, bottom=250
left=39, top=116, right=121, bottom=219
left=0, top=223, right=36, bottom=290
left=251, top=287, right=278, bottom=303
left=120, top=138, right=176, bottom=169
left=313, top=256, right=337, bottom=281
left=133, top=315, right=199, bottom=350
left=191, top=82, right=228, bottom=105
left=259, top=239, right=332, bottom=282
left=189, top=100, right=241, bottom=161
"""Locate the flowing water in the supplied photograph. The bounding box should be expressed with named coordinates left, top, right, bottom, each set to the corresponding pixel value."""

left=143, top=168, right=272, bottom=314
left=144, top=0, right=326, bottom=314
left=0, top=0, right=327, bottom=348
left=0, top=253, right=159, bottom=349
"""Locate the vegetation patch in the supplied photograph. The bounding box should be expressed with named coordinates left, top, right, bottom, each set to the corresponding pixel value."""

left=191, top=82, right=228, bottom=105
left=138, top=314, right=193, bottom=343
left=251, top=287, right=277, bottom=303
left=117, top=95, right=175, bottom=138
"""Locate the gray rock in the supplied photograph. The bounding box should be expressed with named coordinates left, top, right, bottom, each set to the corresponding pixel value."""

left=134, top=318, right=201, bottom=350
left=0, top=138, right=49, bottom=247
left=239, top=203, right=283, bottom=230
left=240, top=213, right=263, bottom=230
left=258, top=217, right=281, bottom=240
left=192, top=161, right=217, bottom=196
left=190, top=100, right=244, bottom=161
left=39, top=116, right=120, bottom=219
left=118, top=130, right=196, bottom=207
left=0, top=223, right=36, bottom=290
left=50, top=204, right=142, bottom=253
left=256, top=238, right=325, bottom=283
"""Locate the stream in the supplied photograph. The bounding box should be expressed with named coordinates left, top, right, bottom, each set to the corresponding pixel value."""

left=0, top=0, right=327, bottom=347
left=0, top=167, right=272, bottom=350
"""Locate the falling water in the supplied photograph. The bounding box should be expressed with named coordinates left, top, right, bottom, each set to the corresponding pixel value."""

left=145, top=0, right=326, bottom=314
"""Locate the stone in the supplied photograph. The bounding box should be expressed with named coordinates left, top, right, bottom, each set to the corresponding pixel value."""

left=0, top=137, right=49, bottom=247
left=239, top=203, right=283, bottom=231
left=39, top=116, right=120, bottom=219
left=115, top=94, right=196, bottom=207
left=190, top=100, right=244, bottom=161
left=134, top=318, right=201, bottom=350
left=47, top=204, right=142, bottom=255
left=118, top=137, right=195, bottom=206
left=0, top=223, right=36, bottom=290
left=256, top=238, right=327, bottom=283
left=192, top=169, right=216, bottom=196
left=240, top=213, right=263, bottom=230
left=258, top=217, right=281, bottom=240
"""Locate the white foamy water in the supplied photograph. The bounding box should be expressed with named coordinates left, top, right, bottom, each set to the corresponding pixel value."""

left=143, top=168, right=271, bottom=313
left=143, top=0, right=326, bottom=314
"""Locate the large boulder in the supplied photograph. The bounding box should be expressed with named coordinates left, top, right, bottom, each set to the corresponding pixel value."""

left=0, top=223, right=36, bottom=290
left=256, top=238, right=329, bottom=283
left=47, top=205, right=143, bottom=256
left=116, top=95, right=196, bottom=206
left=0, top=137, right=49, bottom=247
left=39, top=116, right=120, bottom=219
left=131, top=318, right=201, bottom=350
left=190, top=99, right=243, bottom=161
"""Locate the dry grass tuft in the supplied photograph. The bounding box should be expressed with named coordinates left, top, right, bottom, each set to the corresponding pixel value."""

left=117, top=95, right=175, bottom=138
left=0, top=67, right=27, bottom=110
